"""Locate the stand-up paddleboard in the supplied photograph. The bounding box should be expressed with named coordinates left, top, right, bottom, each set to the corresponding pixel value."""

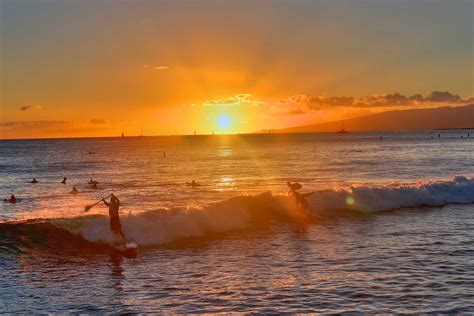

left=112, top=239, right=138, bottom=257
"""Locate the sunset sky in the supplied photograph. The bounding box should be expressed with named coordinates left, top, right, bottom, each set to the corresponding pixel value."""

left=1, top=0, right=473, bottom=138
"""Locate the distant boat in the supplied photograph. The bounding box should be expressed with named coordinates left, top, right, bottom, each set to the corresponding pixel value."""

left=337, top=121, right=349, bottom=134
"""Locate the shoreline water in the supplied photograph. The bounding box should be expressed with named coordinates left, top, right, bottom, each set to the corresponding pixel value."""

left=1, top=131, right=473, bottom=313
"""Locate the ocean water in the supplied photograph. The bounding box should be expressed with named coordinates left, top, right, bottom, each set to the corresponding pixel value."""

left=1, top=131, right=473, bottom=313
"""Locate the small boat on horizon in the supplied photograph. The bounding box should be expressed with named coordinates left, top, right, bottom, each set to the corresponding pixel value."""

left=337, top=121, right=349, bottom=133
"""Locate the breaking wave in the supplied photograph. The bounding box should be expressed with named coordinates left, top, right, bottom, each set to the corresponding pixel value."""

left=1, top=176, right=473, bottom=251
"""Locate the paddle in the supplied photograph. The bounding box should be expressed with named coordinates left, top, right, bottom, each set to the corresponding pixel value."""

left=85, top=194, right=112, bottom=212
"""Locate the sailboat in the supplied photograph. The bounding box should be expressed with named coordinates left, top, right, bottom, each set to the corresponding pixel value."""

left=337, top=121, right=349, bottom=134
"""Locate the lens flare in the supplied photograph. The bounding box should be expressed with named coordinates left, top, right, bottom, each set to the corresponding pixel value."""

left=346, top=196, right=355, bottom=205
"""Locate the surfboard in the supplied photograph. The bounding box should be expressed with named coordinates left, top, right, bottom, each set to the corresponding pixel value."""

left=112, top=239, right=138, bottom=256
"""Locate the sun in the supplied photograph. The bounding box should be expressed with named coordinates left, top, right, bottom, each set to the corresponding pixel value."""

left=217, top=115, right=231, bottom=129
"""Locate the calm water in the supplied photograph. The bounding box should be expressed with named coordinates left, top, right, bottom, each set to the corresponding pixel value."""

left=1, top=131, right=473, bottom=313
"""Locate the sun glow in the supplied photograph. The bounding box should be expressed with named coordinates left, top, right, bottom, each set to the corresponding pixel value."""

left=217, top=115, right=231, bottom=129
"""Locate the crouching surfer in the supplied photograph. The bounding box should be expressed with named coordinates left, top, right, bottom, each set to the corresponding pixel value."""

left=287, top=181, right=314, bottom=214
left=102, top=193, right=126, bottom=241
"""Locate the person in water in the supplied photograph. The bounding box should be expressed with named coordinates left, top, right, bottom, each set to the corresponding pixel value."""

left=70, top=186, right=79, bottom=194
left=31, top=178, right=38, bottom=183
left=186, top=180, right=200, bottom=187
left=103, top=194, right=126, bottom=240
left=3, top=194, right=17, bottom=203
left=287, top=182, right=314, bottom=213
left=61, top=177, right=67, bottom=184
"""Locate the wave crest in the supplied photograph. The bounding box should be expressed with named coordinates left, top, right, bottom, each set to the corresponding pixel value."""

left=1, top=176, right=473, bottom=249
left=72, top=176, right=474, bottom=246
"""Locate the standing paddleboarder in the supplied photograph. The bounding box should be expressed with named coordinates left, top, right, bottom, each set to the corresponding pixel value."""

left=103, top=193, right=126, bottom=240
left=85, top=193, right=137, bottom=254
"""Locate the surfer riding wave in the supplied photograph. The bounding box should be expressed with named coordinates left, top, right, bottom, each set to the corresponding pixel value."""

left=103, top=194, right=126, bottom=240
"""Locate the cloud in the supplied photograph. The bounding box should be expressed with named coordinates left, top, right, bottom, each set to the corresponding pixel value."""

left=409, top=94, right=424, bottom=102
left=286, top=109, right=306, bottom=115
left=89, top=118, right=108, bottom=124
left=0, top=120, right=113, bottom=138
left=203, top=94, right=263, bottom=107
left=354, top=93, right=417, bottom=108
left=278, top=90, right=471, bottom=114
left=0, top=120, right=111, bottom=129
left=143, top=64, right=168, bottom=70
left=279, top=95, right=355, bottom=111
left=425, top=91, right=462, bottom=103
left=19, top=105, right=43, bottom=111
left=2, top=120, right=83, bottom=126
left=0, top=120, right=76, bottom=129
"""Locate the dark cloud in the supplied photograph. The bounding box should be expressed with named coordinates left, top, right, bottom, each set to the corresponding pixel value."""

left=409, top=94, right=424, bottom=102
left=278, top=91, right=471, bottom=114
left=1, top=120, right=108, bottom=129
left=286, top=109, right=306, bottom=115
left=0, top=120, right=112, bottom=138
left=425, top=91, right=462, bottom=103
left=0, top=121, right=71, bottom=127
left=89, top=118, right=108, bottom=124
left=279, top=95, right=355, bottom=111
left=384, top=93, right=410, bottom=105
left=19, top=105, right=32, bottom=111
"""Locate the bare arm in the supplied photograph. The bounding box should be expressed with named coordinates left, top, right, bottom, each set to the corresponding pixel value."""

left=103, top=199, right=109, bottom=207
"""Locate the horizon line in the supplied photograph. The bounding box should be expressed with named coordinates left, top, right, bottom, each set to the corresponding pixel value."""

left=2, top=127, right=474, bottom=141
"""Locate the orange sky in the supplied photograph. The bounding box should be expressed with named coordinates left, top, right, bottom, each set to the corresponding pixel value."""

left=1, top=1, right=473, bottom=139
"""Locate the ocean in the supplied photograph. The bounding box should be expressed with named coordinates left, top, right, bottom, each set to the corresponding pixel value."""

left=1, top=131, right=473, bottom=313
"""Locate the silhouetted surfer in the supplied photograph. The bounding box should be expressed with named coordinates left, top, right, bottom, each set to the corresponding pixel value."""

left=31, top=178, right=38, bottom=183
left=61, top=177, right=67, bottom=184
left=88, top=179, right=98, bottom=188
left=3, top=194, right=17, bottom=203
left=186, top=180, right=200, bottom=187
left=287, top=182, right=314, bottom=213
left=103, top=194, right=126, bottom=240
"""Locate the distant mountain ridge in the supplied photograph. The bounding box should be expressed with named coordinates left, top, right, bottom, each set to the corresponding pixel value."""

left=268, top=104, right=474, bottom=133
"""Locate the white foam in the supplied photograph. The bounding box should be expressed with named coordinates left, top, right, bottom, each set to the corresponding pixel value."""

left=308, top=175, right=474, bottom=212
left=72, top=176, right=474, bottom=246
